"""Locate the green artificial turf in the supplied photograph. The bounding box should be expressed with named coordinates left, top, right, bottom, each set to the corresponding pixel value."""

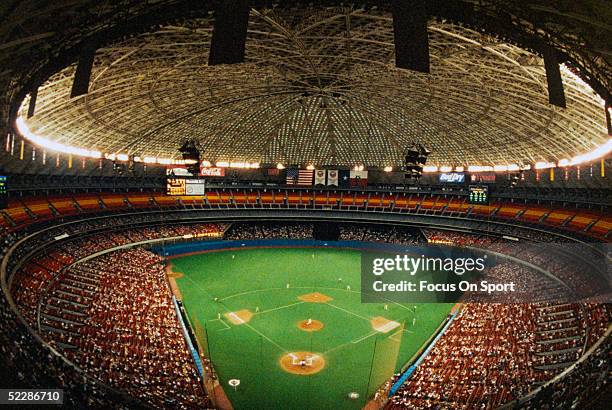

left=173, top=247, right=452, bottom=410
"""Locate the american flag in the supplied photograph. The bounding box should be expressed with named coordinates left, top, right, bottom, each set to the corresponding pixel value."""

left=286, top=168, right=313, bottom=185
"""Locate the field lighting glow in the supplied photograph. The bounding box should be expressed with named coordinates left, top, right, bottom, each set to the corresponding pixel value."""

left=15, top=115, right=612, bottom=170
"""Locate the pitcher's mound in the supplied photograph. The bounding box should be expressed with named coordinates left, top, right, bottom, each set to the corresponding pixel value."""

left=280, top=351, right=325, bottom=375
left=298, top=292, right=333, bottom=303
left=224, top=309, right=253, bottom=325
left=371, top=316, right=401, bottom=333
left=297, top=319, right=324, bottom=332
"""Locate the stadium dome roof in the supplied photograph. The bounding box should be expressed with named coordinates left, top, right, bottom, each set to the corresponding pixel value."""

left=3, top=1, right=611, bottom=168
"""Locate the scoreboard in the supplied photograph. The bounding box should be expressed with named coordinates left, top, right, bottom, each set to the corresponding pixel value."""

left=0, top=176, right=7, bottom=209
left=166, top=178, right=205, bottom=195
left=468, top=185, right=488, bottom=204
left=166, top=178, right=186, bottom=195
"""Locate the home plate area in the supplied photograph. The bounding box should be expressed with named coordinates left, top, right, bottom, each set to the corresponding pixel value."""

left=222, top=293, right=402, bottom=378
left=280, top=351, right=326, bottom=375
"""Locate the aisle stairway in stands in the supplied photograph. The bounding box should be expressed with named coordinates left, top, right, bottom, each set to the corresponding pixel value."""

left=533, top=304, right=585, bottom=381
left=39, top=264, right=102, bottom=351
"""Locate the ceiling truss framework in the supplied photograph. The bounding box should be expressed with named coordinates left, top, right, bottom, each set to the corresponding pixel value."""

left=18, top=7, right=608, bottom=167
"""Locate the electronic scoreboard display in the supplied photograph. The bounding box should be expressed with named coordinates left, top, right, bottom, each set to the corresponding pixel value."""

left=468, top=185, right=488, bottom=204
left=0, top=175, right=7, bottom=209
left=166, top=178, right=186, bottom=196
left=166, top=178, right=205, bottom=195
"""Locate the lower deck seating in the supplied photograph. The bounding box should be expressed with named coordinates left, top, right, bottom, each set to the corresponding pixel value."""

left=41, top=249, right=208, bottom=408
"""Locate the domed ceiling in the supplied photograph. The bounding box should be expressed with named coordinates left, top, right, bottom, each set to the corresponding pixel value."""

left=16, top=6, right=610, bottom=167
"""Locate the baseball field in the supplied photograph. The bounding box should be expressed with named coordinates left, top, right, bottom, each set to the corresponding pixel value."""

left=170, top=247, right=452, bottom=409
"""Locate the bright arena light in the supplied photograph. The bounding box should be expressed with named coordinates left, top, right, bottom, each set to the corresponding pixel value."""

left=570, top=139, right=612, bottom=165
left=558, top=159, right=570, bottom=167
left=14, top=115, right=612, bottom=171
left=560, top=64, right=607, bottom=107
left=227, top=162, right=260, bottom=169
left=16, top=116, right=102, bottom=159
left=535, top=161, right=556, bottom=170
left=487, top=164, right=521, bottom=172
left=210, top=161, right=259, bottom=169
left=467, top=165, right=494, bottom=173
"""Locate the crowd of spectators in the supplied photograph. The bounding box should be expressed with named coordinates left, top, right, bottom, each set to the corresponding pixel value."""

left=12, top=223, right=226, bottom=319
left=339, top=224, right=423, bottom=244
left=225, top=222, right=314, bottom=240
left=2, top=218, right=223, bottom=408
left=520, top=337, right=610, bottom=409
left=531, top=304, right=610, bottom=373
left=383, top=228, right=609, bottom=409
left=423, top=229, right=498, bottom=246
left=0, top=215, right=609, bottom=409
left=386, top=302, right=609, bottom=409
left=388, top=304, right=541, bottom=409
left=39, top=249, right=209, bottom=408
left=423, top=229, right=609, bottom=302
left=0, top=247, right=147, bottom=407
left=501, top=244, right=607, bottom=300
left=224, top=222, right=426, bottom=245
left=461, top=262, right=569, bottom=304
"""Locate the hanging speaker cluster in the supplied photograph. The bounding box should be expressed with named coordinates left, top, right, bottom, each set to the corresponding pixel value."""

left=509, top=170, right=523, bottom=188
left=112, top=161, right=125, bottom=176
left=404, top=144, right=431, bottom=179
left=179, top=140, right=201, bottom=175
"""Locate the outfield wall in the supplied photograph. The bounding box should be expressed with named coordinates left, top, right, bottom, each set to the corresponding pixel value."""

left=154, top=238, right=431, bottom=257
